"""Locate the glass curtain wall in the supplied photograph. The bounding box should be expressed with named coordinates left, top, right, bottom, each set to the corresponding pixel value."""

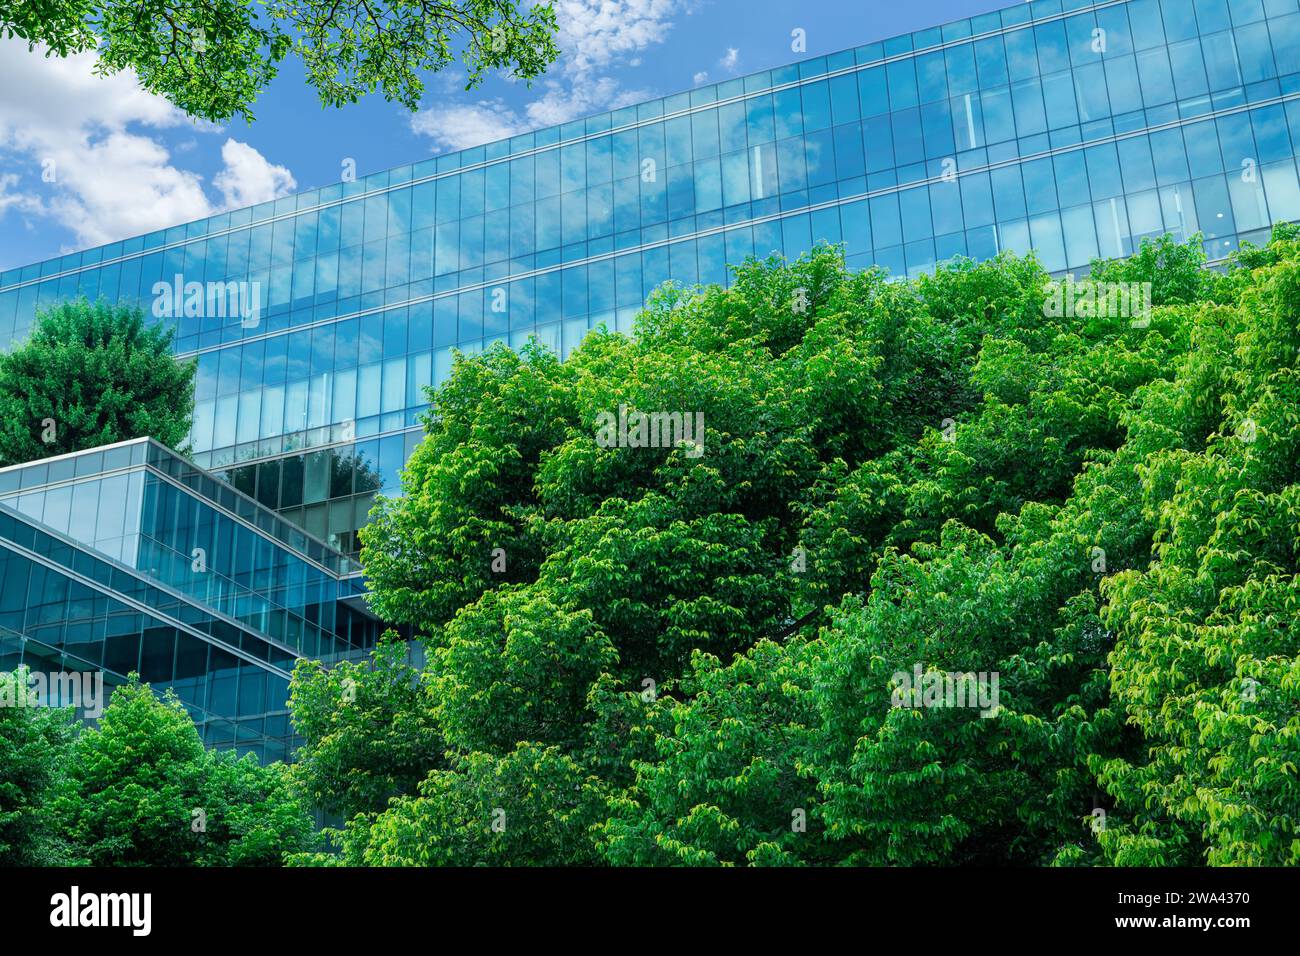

left=1, top=0, right=1298, bottom=557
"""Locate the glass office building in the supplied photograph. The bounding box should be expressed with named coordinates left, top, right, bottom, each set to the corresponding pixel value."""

left=0, top=438, right=378, bottom=760
left=2, top=0, right=1300, bottom=754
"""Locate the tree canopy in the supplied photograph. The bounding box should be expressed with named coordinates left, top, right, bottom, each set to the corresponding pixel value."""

left=54, top=679, right=314, bottom=866
left=0, top=674, right=315, bottom=865
left=0, top=668, right=78, bottom=866
left=0, top=298, right=195, bottom=465
left=288, top=635, right=442, bottom=822
left=0, top=0, right=560, bottom=122
left=302, top=225, right=1300, bottom=867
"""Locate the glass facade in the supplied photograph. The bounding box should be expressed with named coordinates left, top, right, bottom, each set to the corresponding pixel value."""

left=0, top=439, right=379, bottom=760
left=2, top=0, right=1300, bottom=753
left=4, top=0, right=1300, bottom=558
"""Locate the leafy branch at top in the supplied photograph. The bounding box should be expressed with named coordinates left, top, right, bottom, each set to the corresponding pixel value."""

left=1, top=0, right=560, bottom=122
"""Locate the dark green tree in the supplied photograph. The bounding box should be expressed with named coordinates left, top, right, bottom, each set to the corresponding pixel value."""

left=0, top=298, right=196, bottom=465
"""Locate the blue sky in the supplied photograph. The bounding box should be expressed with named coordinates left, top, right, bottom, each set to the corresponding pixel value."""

left=0, top=0, right=1009, bottom=271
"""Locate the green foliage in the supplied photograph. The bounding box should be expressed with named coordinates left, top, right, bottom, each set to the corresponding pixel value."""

left=348, top=744, right=605, bottom=866
left=0, top=299, right=195, bottom=465
left=0, top=0, right=559, bottom=123
left=1095, top=235, right=1300, bottom=866
left=0, top=669, right=79, bottom=865
left=328, top=229, right=1300, bottom=866
left=600, top=638, right=829, bottom=866
left=289, top=634, right=443, bottom=820
left=52, top=678, right=313, bottom=866
left=1086, top=232, right=1210, bottom=307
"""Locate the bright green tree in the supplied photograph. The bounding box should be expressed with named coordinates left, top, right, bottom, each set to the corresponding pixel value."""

left=344, top=245, right=1062, bottom=865
left=1093, top=233, right=1300, bottom=866
left=0, top=0, right=560, bottom=123
left=289, top=634, right=443, bottom=821
left=0, top=298, right=195, bottom=465
left=320, top=229, right=1300, bottom=867
left=0, top=668, right=79, bottom=866
left=599, top=638, right=830, bottom=867
left=347, top=743, right=606, bottom=867
left=54, top=679, right=313, bottom=866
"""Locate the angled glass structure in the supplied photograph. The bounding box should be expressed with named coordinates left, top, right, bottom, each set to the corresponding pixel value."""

left=0, top=439, right=379, bottom=760
left=2, top=0, right=1300, bottom=753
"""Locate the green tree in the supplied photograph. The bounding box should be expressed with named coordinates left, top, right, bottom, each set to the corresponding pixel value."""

left=350, top=744, right=605, bottom=867
left=0, top=668, right=79, bottom=866
left=0, top=0, right=560, bottom=122
left=326, top=230, right=1300, bottom=867
left=1093, top=233, right=1300, bottom=866
left=600, top=638, right=830, bottom=867
left=346, top=245, right=1044, bottom=865
left=289, top=634, right=443, bottom=821
left=0, top=298, right=195, bottom=465
left=54, top=678, right=313, bottom=866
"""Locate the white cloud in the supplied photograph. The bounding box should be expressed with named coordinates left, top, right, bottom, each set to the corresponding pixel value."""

left=551, top=0, right=683, bottom=76
left=0, top=38, right=295, bottom=250
left=690, top=47, right=739, bottom=88
left=411, top=0, right=683, bottom=151
left=410, top=101, right=526, bottom=152
left=213, top=139, right=296, bottom=209
left=524, top=75, right=649, bottom=128
left=0, top=173, right=44, bottom=217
